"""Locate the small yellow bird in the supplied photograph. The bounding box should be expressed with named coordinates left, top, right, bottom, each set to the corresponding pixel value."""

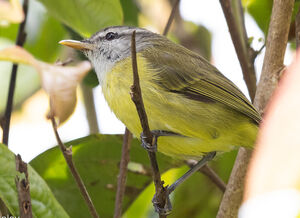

left=60, top=26, right=260, bottom=213
left=60, top=26, right=260, bottom=159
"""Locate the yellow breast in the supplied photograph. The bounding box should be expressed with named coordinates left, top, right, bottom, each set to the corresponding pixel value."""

left=101, top=54, right=257, bottom=160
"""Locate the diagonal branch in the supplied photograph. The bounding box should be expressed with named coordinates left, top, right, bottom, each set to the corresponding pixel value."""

left=113, top=128, right=133, bottom=218
left=163, top=0, right=180, bottom=36
left=49, top=114, right=99, bottom=218
left=219, top=0, right=257, bottom=101
left=185, top=160, right=226, bottom=193
left=2, top=0, right=29, bottom=145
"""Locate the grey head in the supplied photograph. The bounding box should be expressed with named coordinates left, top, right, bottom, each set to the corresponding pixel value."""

left=60, top=26, right=162, bottom=84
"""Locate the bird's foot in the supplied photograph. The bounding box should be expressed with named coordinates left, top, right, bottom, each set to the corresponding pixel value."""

left=140, top=131, right=157, bottom=152
left=152, top=188, right=172, bottom=216
left=140, top=130, right=181, bottom=152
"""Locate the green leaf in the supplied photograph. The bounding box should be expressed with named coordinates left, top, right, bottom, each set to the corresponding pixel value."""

left=243, top=0, right=300, bottom=37
left=0, top=143, right=69, bottom=217
left=36, top=0, right=123, bottom=37
left=120, top=0, right=139, bottom=26
left=83, top=70, right=99, bottom=87
left=25, top=15, right=66, bottom=62
left=30, top=134, right=179, bottom=218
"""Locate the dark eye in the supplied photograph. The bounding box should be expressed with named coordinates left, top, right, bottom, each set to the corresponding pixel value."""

left=105, top=32, right=118, bottom=40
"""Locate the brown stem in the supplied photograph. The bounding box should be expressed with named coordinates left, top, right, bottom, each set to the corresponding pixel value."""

left=217, top=0, right=294, bottom=217
left=219, top=0, right=257, bottom=101
left=163, top=0, right=180, bottom=36
left=2, top=0, right=28, bottom=145
left=113, top=128, right=133, bottom=218
left=130, top=31, right=167, bottom=218
left=254, top=0, right=294, bottom=113
left=15, top=154, right=32, bottom=218
left=49, top=115, right=100, bottom=218
left=296, top=5, right=300, bottom=49
left=217, top=148, right=252, bottom=218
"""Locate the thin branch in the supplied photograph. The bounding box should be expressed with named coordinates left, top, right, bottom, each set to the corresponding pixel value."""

left=163, top=0, right=180, bottom=36
left=15, top=154, right=32, bottom=218
left=130, top=31, right=167, bottom=218
left=49, top=114, right=99, bottom=218
left=219, top=0, right=257, bottom=101
left=217, top=0, right=294, bottom=217
left=113, top=128, right=133, bottom=218
left=186, top=161, right=226, bottom=192
left=2, top=0, right=29, bottom=145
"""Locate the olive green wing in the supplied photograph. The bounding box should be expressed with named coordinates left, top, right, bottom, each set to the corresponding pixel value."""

left=141, top=40, right=261, bottom=124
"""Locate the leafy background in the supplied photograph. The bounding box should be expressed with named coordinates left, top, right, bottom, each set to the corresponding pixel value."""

left=0, top=0, right=296, bottom=217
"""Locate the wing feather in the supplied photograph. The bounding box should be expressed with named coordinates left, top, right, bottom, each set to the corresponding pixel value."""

left=141, top=37, right=261, bottom=124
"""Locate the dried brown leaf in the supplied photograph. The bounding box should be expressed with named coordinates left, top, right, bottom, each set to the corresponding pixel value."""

left=0, top=46, right=92, bottom=123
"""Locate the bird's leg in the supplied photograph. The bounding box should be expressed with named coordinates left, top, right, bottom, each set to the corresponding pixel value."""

left=140, top=130, right=216, bottom=215
left=140, top=130, right=180, bottom=152
left=152, top=151, right=217, bottom=215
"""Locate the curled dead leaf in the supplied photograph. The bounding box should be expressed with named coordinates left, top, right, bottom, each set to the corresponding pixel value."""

left=0, top=46, right=92, bottom=123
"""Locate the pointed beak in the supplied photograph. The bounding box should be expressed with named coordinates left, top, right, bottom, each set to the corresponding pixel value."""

left=59, top=40, right=94, bottom=51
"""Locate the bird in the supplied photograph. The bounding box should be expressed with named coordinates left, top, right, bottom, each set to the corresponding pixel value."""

left=60, top=26, right=260, bottom=214
left=60, top=26, right=260, bottom=159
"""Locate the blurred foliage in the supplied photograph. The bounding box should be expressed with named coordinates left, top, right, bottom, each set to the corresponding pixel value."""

left=36, top=0, right=123, bottom=37
left=177, top=21, right=212, bottom=60
left=0, top=0, right=248, bottom=217
left=243, top=0, right=300, bottom=44
left=120, top=0, right=139, bottom=26
left=0, top=0, right=24, bottom=25
left=0, top=0, right=66, bottom=115
left=30, top=134, right=181, bottom=218
left=0, top=143, right=69, bottom=217
left=125, top=150, right=237, bottom=218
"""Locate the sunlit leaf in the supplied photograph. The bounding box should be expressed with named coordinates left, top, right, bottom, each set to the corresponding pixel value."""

left=0, top=46, right=91, bottom=123
left=0, top=143, right=69, bottom=217
left=36, top=0, right=123, bottom=37
left=30, top=134, right=180, bottom=218
left=0, top=0, right=24, bottom=26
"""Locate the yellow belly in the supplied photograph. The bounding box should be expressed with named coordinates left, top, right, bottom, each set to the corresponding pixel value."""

left=101, top=54, right=258, bottom=160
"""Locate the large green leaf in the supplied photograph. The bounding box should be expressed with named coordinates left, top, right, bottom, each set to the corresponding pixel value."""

left=30, top=134, right=179, bottom=218
left=36, top=0, right=123, bottom=37
left=0, top=144, right=69, bottom=217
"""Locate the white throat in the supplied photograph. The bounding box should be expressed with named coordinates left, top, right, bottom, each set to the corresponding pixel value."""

left=90, top=54, right=115, bottom=85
